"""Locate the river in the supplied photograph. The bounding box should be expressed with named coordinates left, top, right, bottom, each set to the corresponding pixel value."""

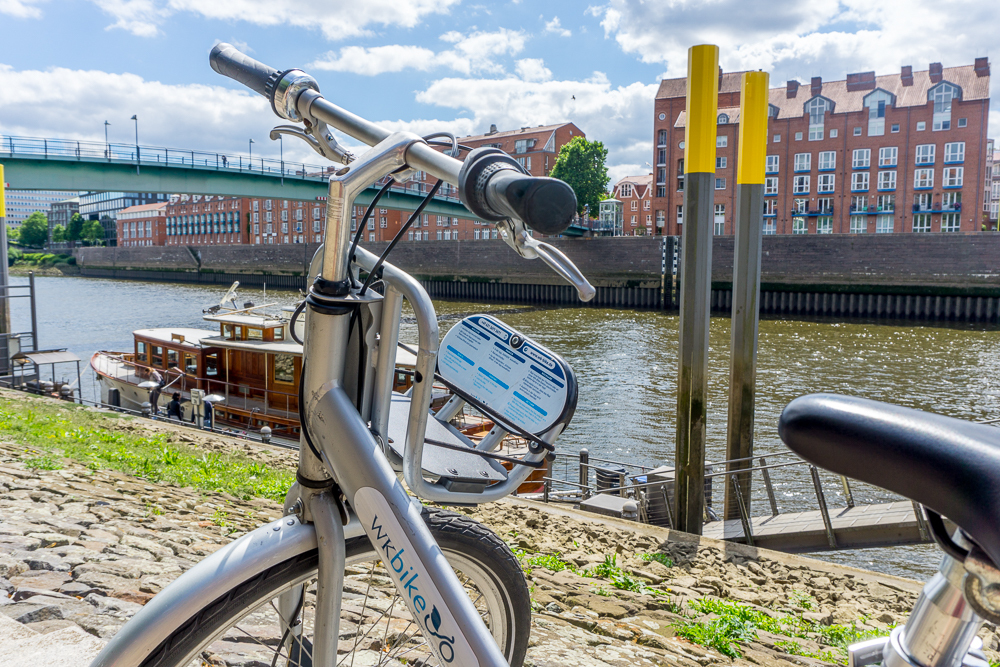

left=11, top=274, right=1000, bottom=581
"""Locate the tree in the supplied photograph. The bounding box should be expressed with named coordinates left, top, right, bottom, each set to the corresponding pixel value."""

left=67, top=213, right=85, bottom=247
left=548, top=136, right=609, bottom=216
left=82, top=220, right=105, bottom=245
left=51, top=224, right=66, bottom=243
left=18, top=212, right=49, bottom=248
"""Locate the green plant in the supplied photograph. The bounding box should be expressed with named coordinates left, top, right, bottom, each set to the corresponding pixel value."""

left=23, top=453, right=62, bottom=470
left=641, top=552, right=674, bottom=568
left=789, top=589, right=816, bottom=610
left=524, top=553, right=576, bottom=573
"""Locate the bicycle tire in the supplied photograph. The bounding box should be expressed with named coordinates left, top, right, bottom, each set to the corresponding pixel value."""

left=139, top=506, right=530, bottom=667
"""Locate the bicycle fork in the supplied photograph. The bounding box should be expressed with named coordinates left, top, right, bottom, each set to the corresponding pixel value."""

left=280, top=132, right=509, bottom=667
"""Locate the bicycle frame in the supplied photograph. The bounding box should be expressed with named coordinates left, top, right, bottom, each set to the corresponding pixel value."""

left=91, top=133, right=510, bottom=667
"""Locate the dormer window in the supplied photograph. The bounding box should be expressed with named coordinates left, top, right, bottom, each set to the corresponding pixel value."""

left=863, top=89, right=896, bottom=136
left=768, top=104, right=779, bottom=118
left=929, top=82, right=961, bottom=131
left=717, top=113, right=730, bottom=124
left=805, top=97, right=833, bottom=141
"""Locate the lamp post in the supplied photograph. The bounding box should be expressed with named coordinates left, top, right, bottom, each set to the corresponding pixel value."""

left=130, top=115, right=139, bottom=175
left=279, top=134, right=284, bottom=185
left=249, top=138, right=254, bottom=169
left=104, top=121, right=110, bottom=160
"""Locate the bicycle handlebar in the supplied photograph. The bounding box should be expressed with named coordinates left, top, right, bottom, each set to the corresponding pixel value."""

left=209, top=42, right=276, bottom=99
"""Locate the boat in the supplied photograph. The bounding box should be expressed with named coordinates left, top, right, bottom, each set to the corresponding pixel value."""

left=91, top=285, right=416, bottom=440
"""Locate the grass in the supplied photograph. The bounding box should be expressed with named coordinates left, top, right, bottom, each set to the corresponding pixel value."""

left=641, top=552, right=674, bottom=568
left=674, top=597, right=891, bottom=663
left=585, top=554, right=665, bottom=596
left=0, top=396, right=295, bottom=503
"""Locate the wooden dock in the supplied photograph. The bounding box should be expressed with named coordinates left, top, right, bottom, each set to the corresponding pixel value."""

left=701, top=500, right=937, bottom=553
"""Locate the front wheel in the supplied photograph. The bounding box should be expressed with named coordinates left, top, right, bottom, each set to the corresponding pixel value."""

left=140, top=506, right=530, bottom=667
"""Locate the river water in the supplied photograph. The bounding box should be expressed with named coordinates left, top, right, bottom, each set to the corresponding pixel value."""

left=11, top=275, right=1000, bottom=581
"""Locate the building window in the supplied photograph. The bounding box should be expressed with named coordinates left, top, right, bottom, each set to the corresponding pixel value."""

left=917, top=121, right=926, bottom=131
left=763, top=200, right=777, bottom=216
left=644, top=200, right=650, bottom=210
left=818, top=151, right=835, bottom=171
left=818, top=174, right=835, bottom=193
left=878, top=171, right=897, bottom=191
left=676, top=205, right=683, bottom=226
left=851, top=172, right=869, bottom=192
left=877, top=194, right=895, bottom=211
left=631, top=200, right=638, bottom=211
left=930, top=82, right=960, bottom=131
left=914, top=168, right=934, bottom=189
left=718, top=113, right=729, bottom=124
left=830, top=129, right=838, bottom=138
left=717, top=135, right=728, bottom=147
left=852, top=149, right=871, bottom=169
left=514, top=138, right=534, bottom=153
left=792, top=217, right=807, bottom=234
left=631, top=215, right=637, bottom=226
left=853, top=127, right=862, bottom=136
left=763, top=220, right=776, bottom=235
left=369, top=233, right=375, bottom=242
left=766, top=155, right=779, bottom=173
left=914, top=192, right=931, bottom=211
left=715, top=178, right=726, bottom=190
left=850, top=215, right=867, bottom=233
left=657, top=148, right=666, bottom=165
left=620, top=183, right=633, bottom=198
left=943, top=167, right=964, bottom=188
left=864, top=89, right=893, bottom=136
left=879, top=147, right=898, bottom=167
left=818, top=197, right=833, bottom=213
left=656, top=168, right=666, bottom=185
left=264, top=199, right=272, bottom=210
left=516, top=156, right=532, bottom=171
left=368, top=219, right=375, bottom=230
left=912, top=214, right=931, bottom=233
left=773, top=134, right=781, bottom=143
left=714, top=204, right=725, bottom=235
left=655, top=210, right=665, bottom=228
left=944, top=142, right=965, bottom=163
left=380, top=216, right=387, bottom=228
left=795, top=132, right=803, bottom=141
left=916, top=144, right=935, bottom=165
left=891, top=123, right=900, bottom=133
left=816, top=217, right=832, bottom=234
left=716, top=157, right=727, bottom=169
left=794, top=153, right=811, bottom=172
left=875, top=215, right=894, bottom=233
left=793, top=199, right=808, bottom=214
left=806, top=96, right=831, bottom=140
left=764, top=177, right=778, bottom=195
left=657, top=129, right=667, bottom=146
left=941, top=213, right=960, bottom=232
left=957, top=118, right=967, bottom=128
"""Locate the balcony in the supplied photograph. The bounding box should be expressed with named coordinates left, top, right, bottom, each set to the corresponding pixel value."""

left=913, top=202, right=962, bottom=213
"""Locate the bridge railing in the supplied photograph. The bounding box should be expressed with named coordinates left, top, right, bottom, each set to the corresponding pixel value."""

left=0, top=134, right=463, bottom=203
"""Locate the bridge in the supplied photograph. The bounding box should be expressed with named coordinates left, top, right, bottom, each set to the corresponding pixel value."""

left=0, top=135, right=475, bottom=219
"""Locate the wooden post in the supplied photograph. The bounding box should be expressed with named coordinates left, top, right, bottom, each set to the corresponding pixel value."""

left=724, top=71, right=769, bottom=521
left=674, top=44, right=719, bottom=535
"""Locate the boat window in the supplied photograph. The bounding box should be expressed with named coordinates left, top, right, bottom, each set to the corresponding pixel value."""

left=136, top=341, right=147, bottom=362
left=247, top=327, right=263, bottom=340
left=184, top=354, right=198, bottom=375
left=204, top=353, right=219, bottom=378
left=151, top=345, right=163, bottom=367
left=167, top=349, right=179, bottom=369
left=222, top=324, right=243, bottom=340
left=273, top=326, right=284, bottom=341
left=274, top=354, right=295, bottom=384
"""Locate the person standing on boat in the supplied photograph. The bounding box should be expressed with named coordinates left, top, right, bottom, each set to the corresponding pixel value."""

left=203, top=395, right=215, bottom=430
left=149, top=369, right=164, bottom=415
left=167, top=392, right=182, bottom=420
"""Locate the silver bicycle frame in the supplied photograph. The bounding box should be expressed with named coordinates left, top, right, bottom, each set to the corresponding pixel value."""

left=91, top=133, right=509, bottom=667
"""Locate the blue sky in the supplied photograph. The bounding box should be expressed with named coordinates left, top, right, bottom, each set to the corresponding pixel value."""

left=0, top=0, right=997, bottom=184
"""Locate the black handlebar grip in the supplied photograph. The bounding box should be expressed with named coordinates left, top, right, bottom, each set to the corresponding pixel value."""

left=210, top=42, right=277, bottom=98
left=485, top=171, right=578, bottom=236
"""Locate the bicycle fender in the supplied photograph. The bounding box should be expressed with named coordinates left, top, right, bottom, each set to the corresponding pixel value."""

left=89, top=514, right=363, bottom=667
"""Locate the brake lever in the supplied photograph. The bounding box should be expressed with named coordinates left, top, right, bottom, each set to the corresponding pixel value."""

left=269, top=116, right=354, bottom=165
left=496, top=218, right=596, bottom=302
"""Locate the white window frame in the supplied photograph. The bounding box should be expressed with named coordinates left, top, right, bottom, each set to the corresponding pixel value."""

left=792, top=217, right=807, bottom=234
left=818, top=151, right=835, bottom=171
left=816, top=216, right=832, bottom=234
left=818, top=174, right=835, bottom=193
left=912, top=214, right=931, bottom=233
left=941, top=213, right=960, bottom=232
left=877, top=171, right=897, bottom=191
left=944, top=142, right=965, bottom=163
left=943, top=167, right=964, bottom=188
left=852, top=149, right=871, bottom=169
left=851, top=172, right=870, bottom=192
left=794, top=153, right=811, bottom=172
left=850, top=215, right=867, bottom=233
left=764, top=177, right=778, bottom=196
left=878, top=147, right=898, bottom=167
left=875, top=215, right=894, bottom=233
left=766, top=155, right=779, bottom=173
left=916, top=144, right=935, bottom=165
left=793, top=175, right=810, bottom=194
left=914, top=168, right=934, bottom=189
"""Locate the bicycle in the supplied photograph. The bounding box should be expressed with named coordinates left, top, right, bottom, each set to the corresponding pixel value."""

left=90, top=43, right=595, bottom=667
left=779, top=393, right=1000, bottom=667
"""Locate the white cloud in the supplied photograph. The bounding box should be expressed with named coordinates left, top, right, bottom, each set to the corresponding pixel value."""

left=416, top=71, right=657, bottom=181
left=515, top=58, right=552, bottom=82
left=92, top=0, right=461, bottom=40
left=544, top=16, right=572, bottom=37
left=0, top=0, right=45, bottom=18
left=311, top=29, right=526, bottom=76
left=0, top=63, right=330, bottom=165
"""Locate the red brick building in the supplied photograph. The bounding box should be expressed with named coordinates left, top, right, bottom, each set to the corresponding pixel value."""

left=611, top=174, right=656, bottom=235
left=653, top=60, right=991, bottom=235
left=117, top=203, right=168, bottom=247
left=164, top=195, right=327, bottom=246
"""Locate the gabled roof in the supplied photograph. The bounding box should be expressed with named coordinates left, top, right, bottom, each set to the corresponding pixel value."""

left=462, top=122, right=580, bottom=142
left=119, top=202, right=167, bottom=214
left=614, top=174, right=653, bottom=198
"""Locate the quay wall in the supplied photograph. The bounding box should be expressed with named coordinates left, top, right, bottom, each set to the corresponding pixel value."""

left=74, top=234, right=1000, bottom=322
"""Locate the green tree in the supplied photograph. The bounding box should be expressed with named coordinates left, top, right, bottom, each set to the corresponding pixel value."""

left=82, top=220, right=105, bottom=245
left=67, top=213, right=85, bottom=247
left=548, top=136, right=609, bottom=216
left=51, top=224, right=66, bottom=243
left=18, top=212, right=49, bottom=248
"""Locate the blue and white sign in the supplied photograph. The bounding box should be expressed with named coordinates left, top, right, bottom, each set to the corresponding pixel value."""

left=438, top=315, right=572, bottom=435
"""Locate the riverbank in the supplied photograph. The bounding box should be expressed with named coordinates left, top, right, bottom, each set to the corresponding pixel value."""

left=0, top=390, right=995, bottom=667
left=8, top=264, right=80, bottom=277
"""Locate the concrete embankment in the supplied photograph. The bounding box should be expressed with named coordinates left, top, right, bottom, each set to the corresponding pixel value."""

left=0, top=390, right=996, bottom=667
left=73, top=234, right=1000, bottom=322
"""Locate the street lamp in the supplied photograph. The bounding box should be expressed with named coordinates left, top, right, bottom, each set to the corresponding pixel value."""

left=104, top=121, right=110, bottom=159
left=249, top=138, right=254, bottom=169
left=131, top=115, right=140, bottom=175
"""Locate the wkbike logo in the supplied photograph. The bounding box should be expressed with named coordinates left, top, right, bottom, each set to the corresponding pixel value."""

left=370, top=514, right=456, bottom=663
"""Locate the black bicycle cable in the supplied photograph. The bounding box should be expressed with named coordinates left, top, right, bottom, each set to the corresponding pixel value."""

left=348, top=177, right=396, bottom=288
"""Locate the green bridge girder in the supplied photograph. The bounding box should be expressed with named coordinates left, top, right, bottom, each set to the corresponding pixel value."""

left=0, top=153, right=478, bottom=219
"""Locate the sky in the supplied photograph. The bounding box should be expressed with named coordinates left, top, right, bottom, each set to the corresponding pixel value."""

left=0, top=0, right=997, bottom=186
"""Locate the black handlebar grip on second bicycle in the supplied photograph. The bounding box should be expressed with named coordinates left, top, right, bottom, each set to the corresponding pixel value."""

left=209, top=42, right=278, bottom=98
